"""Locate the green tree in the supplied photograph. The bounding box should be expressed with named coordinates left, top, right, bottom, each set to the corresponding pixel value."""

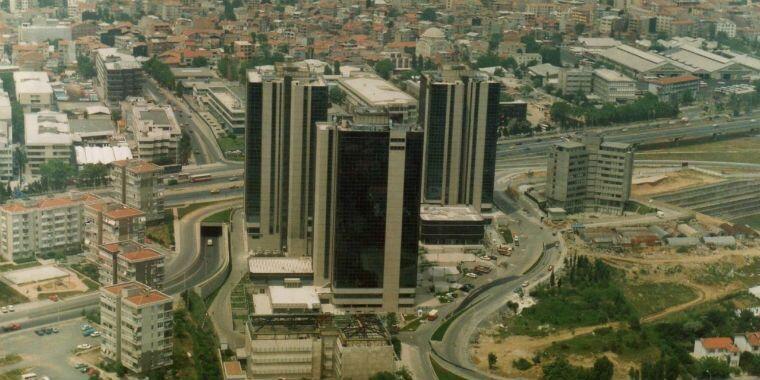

left=488, top=352, right=498, bottom=369
left=191, top=57, right=208, bottom=67
left=76, top=54, right=96, bottom=78
left=374, top=59, right=395, bottom=80
left=592, top=356, right=614, bottom=380
left=369, top=372, right=396, bottom=380
left=574, top=23, right=586, bottom=35
left=39, top=159, right=74, bottom=190
left=10, top=101, right=23, bottom=144
left=489, top=33, right=502, bottom=52
left=329, top=87, right=346, bottom=105
left=77, top=163, right=109, bottom=187
left=143, top=56, right=176, bottom=89
left=420, top=7, right=437, bottom=21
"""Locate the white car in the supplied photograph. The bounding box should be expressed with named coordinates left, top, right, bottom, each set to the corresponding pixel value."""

left=90, top=331, right=101, bottom=337
left=76, top=344, right=92, bottom=350
left=0, top=307, right=6, bottom=313
left=521, top=281, right=529, bottom=288
left=7, top=305, right=14, bottom=312
left=465, top=273, right=479, bottom=279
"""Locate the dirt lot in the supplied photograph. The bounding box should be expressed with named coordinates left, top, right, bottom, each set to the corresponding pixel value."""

left=631, top=169, right=723, bottom=197
left=471, top=246, right=760, bottom=378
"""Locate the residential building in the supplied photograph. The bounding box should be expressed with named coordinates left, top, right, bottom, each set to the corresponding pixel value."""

left=8, top=0, right=32, bottom=14
left=692, top=337, right=740, bottom=367
left=123, top=97, right=181, bottom=164
left=84, top=196, right=146, bottom=259
left=95, top=48, right=144, bottom=104
left=244, top=66, right=328, bottom=256
left=100, top=282, right=173, bottom=374
left=24, top=111, right=72, bottom=178
left=734, top=332, right=760, bottom=354
left=97, top=241, right=165, bottom=289
left=559, top=68, right=593, bottom=96
left=111, top=159, right=164, bottom=223
left=233, top=41, right=254, bottom=59
left=419, top=68, right=500, bottom=213
left=0, top=89, right=13, bottom=181
left=592, top=69, right=637, bottom=103
left=0, top=193, right=88, bottom=262
left=312, top=118, right=422, bottom=312
left=647, top=75, right=700, bottom=102
left=244, top=314, right=394, bottom=380
left=13, top=71, right=53, bottom=113
left=717, top=18, right=737, bottom=38
left=545, top=135, right=634, bottom=215
left=513, top=53, right=543, bottom=66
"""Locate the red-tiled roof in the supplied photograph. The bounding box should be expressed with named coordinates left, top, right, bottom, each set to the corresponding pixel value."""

left=650, top=75, right=700, bottom=86
left=104, top=207, right=144, bottom=220
left=701, top=337, right=738, bottom=352
left=121, top=249, right=162, bottom=262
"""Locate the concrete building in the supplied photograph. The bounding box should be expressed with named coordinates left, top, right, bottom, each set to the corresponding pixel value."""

left=0, top=193, right=88, bottom=262
left=559, top=68, right=593, bottom=96
left=337, top=71, right=418, bottom=126
left=84, top=196, right=146, bottom=259
left=195, top=82, right=245, bottom=135
left=0, top=88, right=13, bottom=182
left=419, top=205, right=486, bottom=245
left=100, top=282, right=173, bottom=374
left=244, top=314, right=394, bottom=380
left=244, top=66, right=328, bottom=256
left=18, top=20, right=73, bottom=43
left=416, top=27, right=451, bottom=59
left=647, top=75, right=700, bottom=102
left=13, top=71, right=53, bottom=113
left=419, top=68, right=500, bottom=213
left=717, top=18, right=737, bottom=38
left=692, top=337, right=740, bottom=367
left=312, top=118, right=422, bottom=312
left=97, top=241, right=165, bottom=289
left=24, top=111, right=72, bottom=178
left=597, top=44, right=693, bottom=79
left=8, top=0, right=32, bottom=14
left=123, top=97, right=181, bottom=164
left=592, top=69, right=637, bottom=103
left=545, top=135, right=634, bottom=215
left=111, top=159, right=164, bottom=223
left=95, top=48, right=144, bottom=104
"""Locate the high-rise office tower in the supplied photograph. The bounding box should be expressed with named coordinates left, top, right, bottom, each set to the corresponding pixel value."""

left=419, top=68, right=501, bottom=212
left=245, top=66, right=328, bottom=255
left=312, top=72, right=422, bottom=312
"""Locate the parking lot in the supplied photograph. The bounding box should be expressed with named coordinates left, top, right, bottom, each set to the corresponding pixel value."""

left=0, top=317, right=100, bottom=379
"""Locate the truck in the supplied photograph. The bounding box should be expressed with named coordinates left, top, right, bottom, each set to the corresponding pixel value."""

left=427, top=309, right=439, bottom=321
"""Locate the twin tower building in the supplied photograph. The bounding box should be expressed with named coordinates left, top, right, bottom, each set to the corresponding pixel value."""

left=244, top=64, right=500, bottom=311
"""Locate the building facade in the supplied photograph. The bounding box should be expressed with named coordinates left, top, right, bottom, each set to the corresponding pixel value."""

left=545, top=135, right=634, bottom=215
left=84, top=196, right=146, bottom=259
left=312, top=120, right=422, bottom=312
left=97, top=241, right=165, bottom=290
left=24, top=111, right=72, bottom=178
left=122, top=97, right=181, bottom=164
left=559, top=68, right=593, bottom=96
left=592, top=69, right=637, bottom=103
left=96, top=48, right=144, bottom=104
left=100, top=282, right=173, bottom=374
left=111, top=159, right=165, bottom=223
left=419, top=69, right=500, bottom=213
left=244, top=66, right=328, bottom=256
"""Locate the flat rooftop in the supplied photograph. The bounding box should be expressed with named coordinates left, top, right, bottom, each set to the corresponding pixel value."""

left=3, top=265, right=70, bottom=285
left=593, top=68, right=634, bottom=82
left=338, top=73, right=415, bottom=107
left=248, top=257, right=313, bottom=275
left=25, top=112, right=71, bottom=145
left=420, top=205, right=484, bottom=222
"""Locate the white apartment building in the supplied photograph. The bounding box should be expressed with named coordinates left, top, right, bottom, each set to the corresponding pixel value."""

left=0, top=88, right=13, bottom=181
left=195, top=83, right=245, bottom=135
left=18, top=20, right=73, bottom=43
left=592, top=69, right=637, bottom=103
left=83, top=195, right=146, bottom=259
left=122, top=98, right=181, bottom=164
left=111, top=159, right=164, bottom=223
left=24, top=111, right=72, bottom=178
left=13, top=71, right=53, bottom=113
left=100, top=282, right=173, bottom=374
left=717, top=18, right=737, bottom=38
left=97, top=241, right=164, bottom=290
left=0, top=192, right=89, bottom=262
left=8, top=0, right=32, bottom=14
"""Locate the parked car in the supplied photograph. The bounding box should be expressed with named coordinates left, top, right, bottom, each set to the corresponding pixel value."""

left=7, top=305, right=14, bottom=312
left=2, top=323, right=21, bottom=332
left=465, top=272, right=478, bottom=279
left=460, top=284, right=475, bottom=292
left=76, top=344, right=92, bottom=350
left=0, top=306, right=7, bottom=313
left=89, top=331, right=100, bottom=337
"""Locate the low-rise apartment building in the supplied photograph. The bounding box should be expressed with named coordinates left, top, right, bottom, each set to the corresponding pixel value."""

left=592, top=68, right=637, bottom=103
left=84, top=196, right=146, bottom=258
left=97, top=240, right=164, bottom=289
left=24, top=111, right=72, bottom=178
left=13, top=71, right=53, bottom=113
left=123, top=98, right=181, bottom=164
left=111, top=159, right=164, bottom=223
left=195, top=82, right=245, bottom=135
left=0, top=193, right=90, bottom=262
left=100, top=282, right=173, bottom=374
left=559, top=68, right=593, bottom=96
left=647, top=75, right=700, bottom=102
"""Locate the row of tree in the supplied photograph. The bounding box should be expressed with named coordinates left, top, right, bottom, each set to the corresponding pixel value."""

left=143, top=56, right=176, bottom=89
left=550, top=94, right=680, bottom=129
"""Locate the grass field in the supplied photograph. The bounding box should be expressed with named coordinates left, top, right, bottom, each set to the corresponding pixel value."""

left=734, top=214, right=760, bottom=230
left=177, top=201, right=222, bottom=219
left=0, top=354, right=21, bottom=367
left=0, top=369, right=24, bottom=380
left=217, top=136, right=245, bottom=161
left=636, top=136, right=760, bottom=164
left=0, top=281, right=26, bottom=307
left=621, top=282, right=697, bottom=316
left=204, top=209, right=232, bottom=223
left=400, top=318, right=422, bottom=332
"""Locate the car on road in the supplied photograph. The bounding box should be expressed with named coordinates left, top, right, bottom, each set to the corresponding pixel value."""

left=35, top=329, right=45, bottom=336
left=80, top=324, right=91, bottom=331
left=209, top=189, right=220, bottom=194
left=76, top=344, right=92, bottom=350
left=521, top=281, right=529, bottom=288
left=207, top=239, right=214, bottom=246
left=465, top=272, right=478, bottom=278
left=548, top=265, right=554, bottom=272
left=228, top=177, right=237, bottom=181
left=89, top=331, right=100, bottom=337
left=0, top=306, right=6, bottom=313
left=460, top=284, right=475, bottom=292
left=2, top=323, right=21, bottom=332
left=7, top=305, right=14, bottom=312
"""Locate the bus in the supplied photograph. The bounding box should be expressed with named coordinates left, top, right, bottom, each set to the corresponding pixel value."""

left=190, top=174, right=212, bottom=183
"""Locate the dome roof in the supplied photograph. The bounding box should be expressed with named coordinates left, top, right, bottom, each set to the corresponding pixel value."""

left=421, top=27, right=445, bottom=39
